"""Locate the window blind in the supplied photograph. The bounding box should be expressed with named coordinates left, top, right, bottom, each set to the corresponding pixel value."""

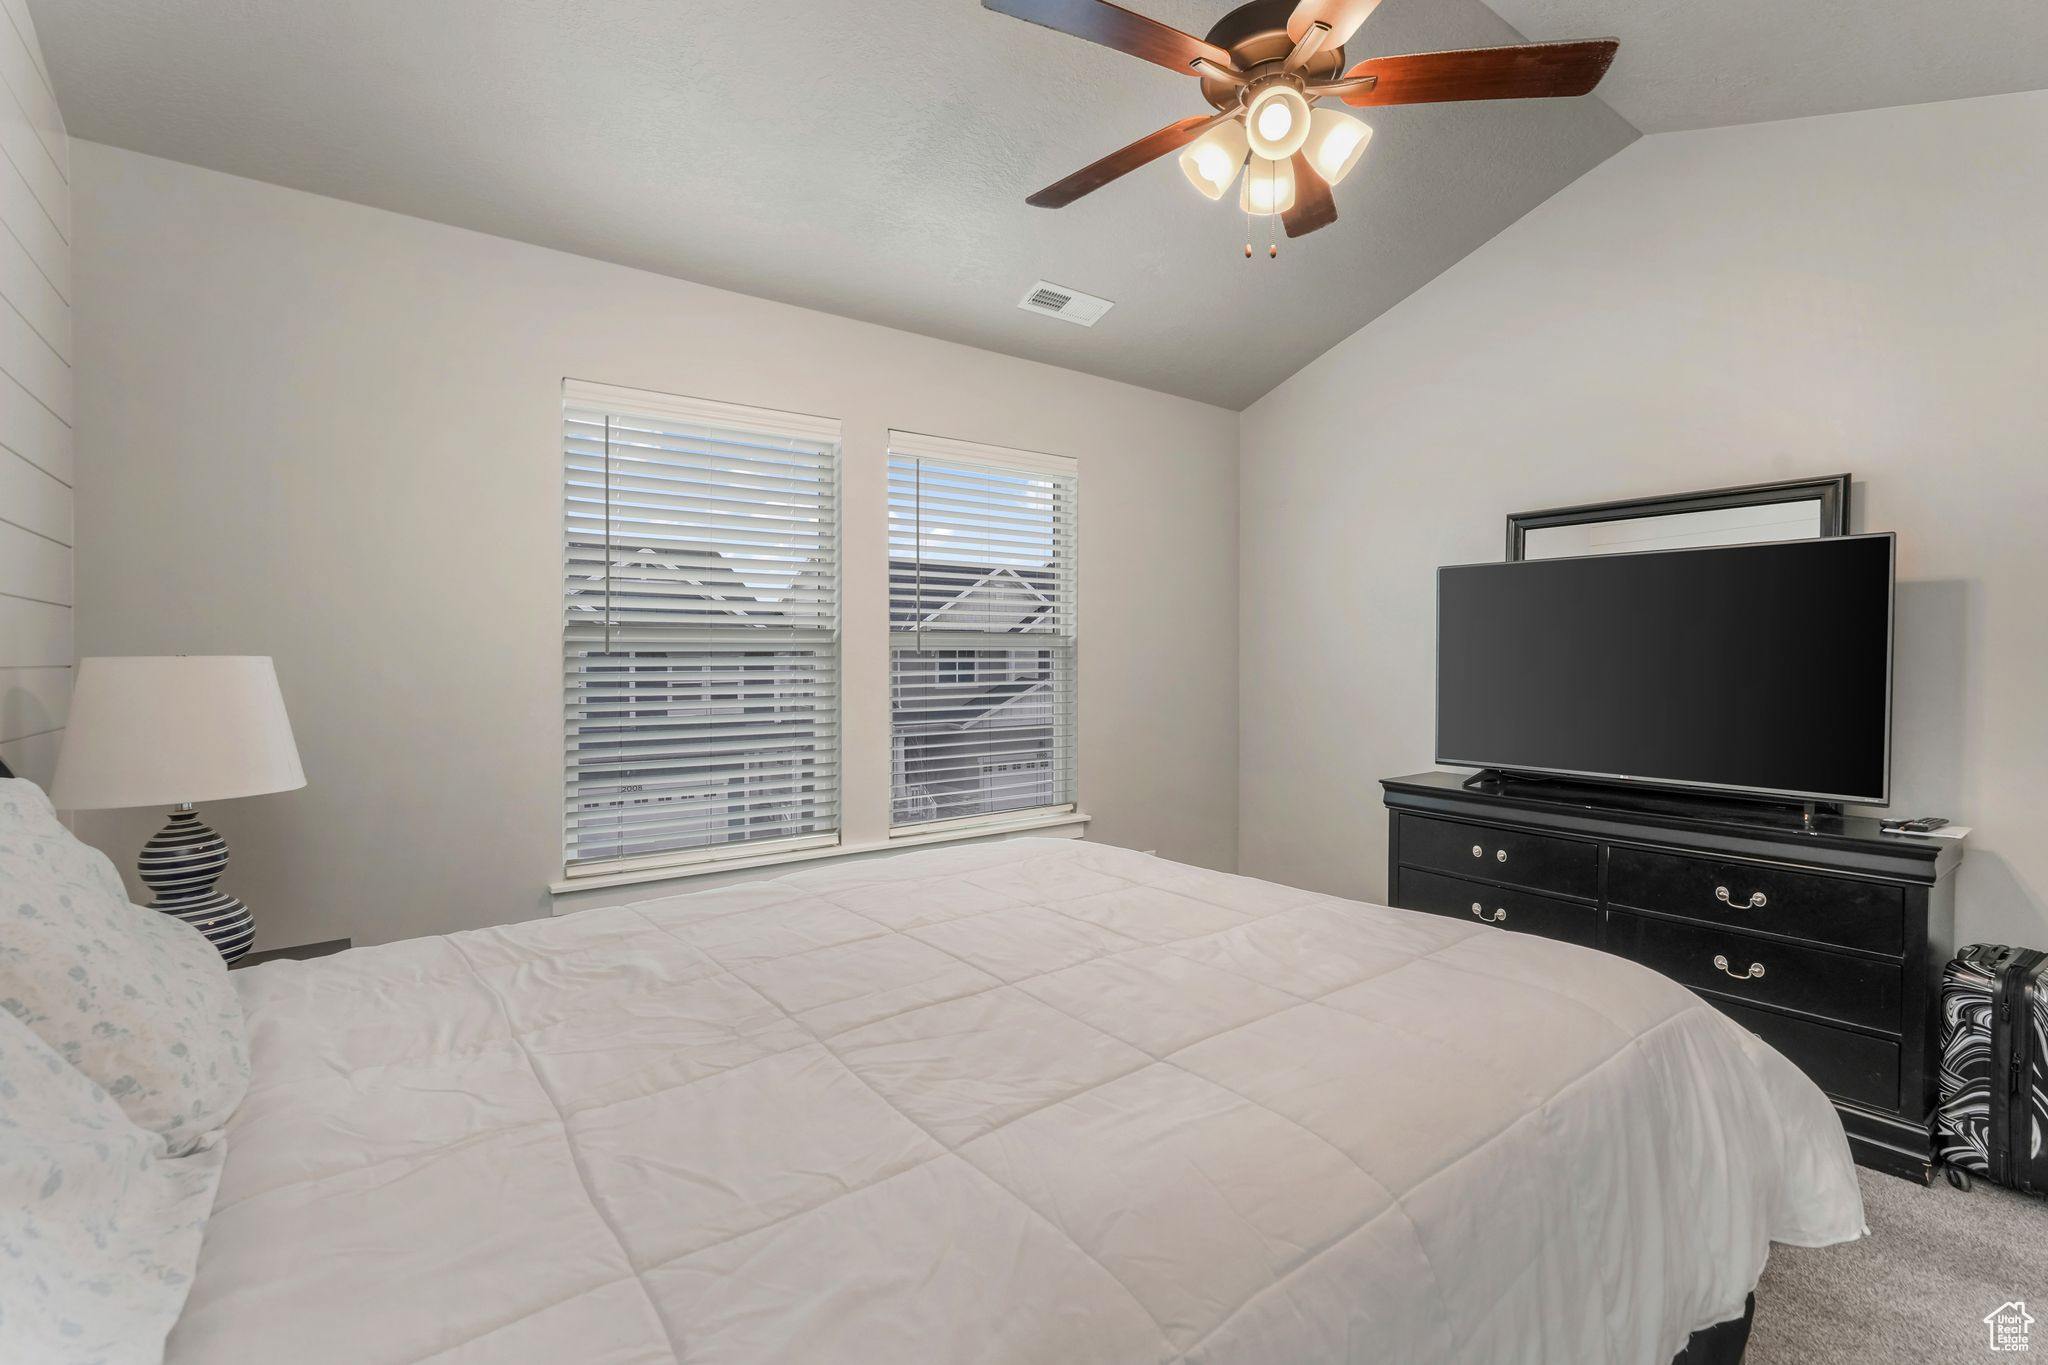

left=563, top=381, right=839, bottom=872
left=887, top=432, right=1077, bottom=829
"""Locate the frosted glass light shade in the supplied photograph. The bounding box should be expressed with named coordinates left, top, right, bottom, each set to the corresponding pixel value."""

left=1244, top=85, right=1311, bottom=160
left=1239, top=155, right=1297, bottom=215
left=1303, top=108, right=1373, bottom=186
left=52, top=657, right=305, bottom=810
left=1177, top=119, right=1250, bottom=200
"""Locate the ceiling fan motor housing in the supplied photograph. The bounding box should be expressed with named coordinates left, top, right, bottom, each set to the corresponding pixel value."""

left=1198, top=0, right=1345, bottom=110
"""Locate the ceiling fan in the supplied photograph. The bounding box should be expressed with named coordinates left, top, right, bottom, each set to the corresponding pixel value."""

left=984, top=0, right=1619, bottom=250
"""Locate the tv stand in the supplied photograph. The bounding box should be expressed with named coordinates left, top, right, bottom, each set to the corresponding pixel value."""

left=1382, top=770, right=1962, bottom=1182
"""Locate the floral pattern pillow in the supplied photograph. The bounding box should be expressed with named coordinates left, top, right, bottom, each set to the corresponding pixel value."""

left=0, top=1006, right=223, bottom=1365
left=0, top=780, right=249, bottom=1154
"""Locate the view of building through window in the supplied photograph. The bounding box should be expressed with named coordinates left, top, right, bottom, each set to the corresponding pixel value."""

left=887, top=443, right=1077, bottom=827
left=563, top=387, right=840, bottom=868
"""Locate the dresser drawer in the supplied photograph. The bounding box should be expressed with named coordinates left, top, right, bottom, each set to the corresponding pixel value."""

left=1397, top=815, right=1599, bottom=900
left=1396, top=867, right=1600, bottom=948
left=1607, top=846, right=1903, bottom=955
left=1714, top=999, right=1900, bottom=1111
left=1605, top=910, right=1901, bottom=1034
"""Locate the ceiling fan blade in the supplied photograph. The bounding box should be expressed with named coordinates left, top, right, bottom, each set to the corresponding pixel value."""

left=1283, top=152, right=1337, bottom=237
left=1025, top=114, right=1225, bottom=208
left=983, top=0, right=1232, bottom=77
left=1286, top=0, right=1384, bottom=47
left=1337, top=39, right=1619, bottom=107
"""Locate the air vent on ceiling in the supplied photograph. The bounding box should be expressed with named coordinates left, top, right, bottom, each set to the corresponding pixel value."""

left=1017, top=280, right=1113, bottom=327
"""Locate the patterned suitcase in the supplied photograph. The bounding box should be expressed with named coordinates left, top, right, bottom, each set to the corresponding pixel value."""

left=1937, top=944, right=2048, bottom=1192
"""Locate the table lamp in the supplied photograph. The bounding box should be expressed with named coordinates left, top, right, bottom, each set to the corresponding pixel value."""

left=51, top=656, right=305, bottom=963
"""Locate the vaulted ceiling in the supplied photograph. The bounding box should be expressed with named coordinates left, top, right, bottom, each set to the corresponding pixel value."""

left=28, top=0, right=1637, bottom=408
left=1486, top=0, right=2048, bottom=133
left=28, top=1, right=2047, bottom=408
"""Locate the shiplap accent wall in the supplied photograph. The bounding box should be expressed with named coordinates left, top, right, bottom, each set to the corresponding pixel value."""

left=0, top=0, right=71, bottom=784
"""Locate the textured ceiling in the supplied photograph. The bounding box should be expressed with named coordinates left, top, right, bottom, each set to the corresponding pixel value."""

left=29, top=0, right=1638, bottom=408
left=1486, top=0, right=2048, bottom=133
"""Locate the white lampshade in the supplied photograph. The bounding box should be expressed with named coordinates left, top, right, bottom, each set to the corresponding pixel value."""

left=1177, top=118, right=1250, bottom=201
left=52, top=657, right=305, bottom=811
left=1302, top=108, right=1373, bottom=187
left=1244, top=85, right=1311, bottom=161
left=1239, top=155, right=1296, bottom=216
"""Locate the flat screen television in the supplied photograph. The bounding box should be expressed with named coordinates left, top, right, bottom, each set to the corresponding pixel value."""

left=1435, top=533, right=1894, bottom=805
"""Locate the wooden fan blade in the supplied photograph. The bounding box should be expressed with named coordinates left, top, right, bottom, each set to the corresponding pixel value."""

left=1026, top=114, right=1223, bottom=208
left=1286, top=0, right=1384, bottom=46
left=983, top=0, right=1232, bottom=77
left=1338, top=38, right=1618, bottom=107
left=1283, top=152, right=1337, bottom=238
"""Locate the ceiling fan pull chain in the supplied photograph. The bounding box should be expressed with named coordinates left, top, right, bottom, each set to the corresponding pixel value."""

left=1267, top=160, right=1279, bottom=258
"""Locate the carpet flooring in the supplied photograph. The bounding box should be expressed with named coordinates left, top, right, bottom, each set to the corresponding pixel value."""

left=1748, top=1167, right=2047, bottom=1363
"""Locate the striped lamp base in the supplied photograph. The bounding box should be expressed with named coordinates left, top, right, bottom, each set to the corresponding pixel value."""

left=139, top=806, right=255, bottom=964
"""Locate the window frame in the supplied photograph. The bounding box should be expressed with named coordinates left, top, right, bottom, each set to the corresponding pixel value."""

left=886, top=429, right=1079, bottom=838
left=558, top=379, right=843, bottom=882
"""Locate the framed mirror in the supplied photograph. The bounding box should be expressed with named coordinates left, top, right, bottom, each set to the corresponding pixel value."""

left=1507, top=474, right=1850, bottom=561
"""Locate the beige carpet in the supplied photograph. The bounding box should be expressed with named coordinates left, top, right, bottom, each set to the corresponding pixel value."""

left=1748, top=1168, right=2047, bottom=1364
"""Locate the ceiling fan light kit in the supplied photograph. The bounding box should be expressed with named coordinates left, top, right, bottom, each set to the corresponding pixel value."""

left=984, top=0, right=1619, bottom=252
left=1239, top=155, right=1296, bottom=215
left=1303, top=106, right=1371, bottom=185
left=1178, top=118, right=1251, bottom=199
left=1244, top=83, right=1312, bottom=159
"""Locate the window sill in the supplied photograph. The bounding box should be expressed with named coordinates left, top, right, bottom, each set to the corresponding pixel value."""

left=548, top=810, right=1092, bottom=901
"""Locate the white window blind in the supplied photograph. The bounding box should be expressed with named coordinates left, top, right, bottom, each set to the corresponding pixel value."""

left=563, top=381, right=840, bottom=873
left=888, top=432, right=1077, bottom=829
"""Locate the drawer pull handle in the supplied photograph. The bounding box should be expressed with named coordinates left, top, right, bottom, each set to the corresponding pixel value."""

left=1495, top=849, right=1508, bottom=863
left=1471, top=844, right=1484, bottom=858
left=1714, top=886, right=1767, bottom=909
left=1470, top=901, right=1507, bottom=924
left=1712, top=953, right=1765, bottom=980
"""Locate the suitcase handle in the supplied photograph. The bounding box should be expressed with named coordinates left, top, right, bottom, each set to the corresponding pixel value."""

left=1715, top=886, right=1767, bottom=910
left=1713, top=953, right=1765, bottom=980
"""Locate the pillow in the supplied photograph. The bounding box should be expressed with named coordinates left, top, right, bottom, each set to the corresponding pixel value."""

left=0, top=1005, right=223, bottom=1365
left=0, top=779, right=249, bottom=1154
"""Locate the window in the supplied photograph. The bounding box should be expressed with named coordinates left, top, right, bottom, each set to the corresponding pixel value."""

left=933, top=650, right=980, bottom=686
left=888, top=432, right=1076, bottom=829
left=563, top=381, right=839, bottom=873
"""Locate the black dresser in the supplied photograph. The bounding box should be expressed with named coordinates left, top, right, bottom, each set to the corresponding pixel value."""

left=1382, top=771, right=1962, bottom=1182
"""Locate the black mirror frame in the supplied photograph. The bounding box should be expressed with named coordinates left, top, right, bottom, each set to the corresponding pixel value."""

left=1505, top=474, right=1851, bottom=561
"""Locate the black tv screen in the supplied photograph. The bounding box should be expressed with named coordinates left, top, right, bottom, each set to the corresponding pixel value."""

left=1436, top=534, right=1894, bottom=804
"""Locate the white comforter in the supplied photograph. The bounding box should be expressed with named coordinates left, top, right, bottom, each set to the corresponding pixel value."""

left=168, top=838, right=1863, bottom=1365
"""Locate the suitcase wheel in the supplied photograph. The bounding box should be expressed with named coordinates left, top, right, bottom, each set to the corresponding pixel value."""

left=1946, top=1165, right=1973, bottom=1192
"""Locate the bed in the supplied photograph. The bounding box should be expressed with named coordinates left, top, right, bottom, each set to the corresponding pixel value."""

left=146, top=835, right=1863, bottom=1364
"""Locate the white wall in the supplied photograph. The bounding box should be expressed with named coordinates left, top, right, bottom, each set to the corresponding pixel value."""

left=0, top=0, right=70, bottom=784
left=1240, top=90, right=2048, bottom=949
left=70, top=141, right=1239, bottom=949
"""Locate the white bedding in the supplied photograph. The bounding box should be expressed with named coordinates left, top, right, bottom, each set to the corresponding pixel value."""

left=168, top=837, right=1863, bottom=1365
